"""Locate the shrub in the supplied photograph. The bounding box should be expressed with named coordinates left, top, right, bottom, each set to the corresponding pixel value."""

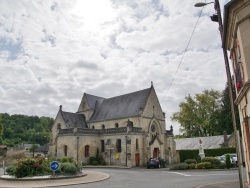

left=201, top=157, right=220, bottom=168
left=92, top=161, right=99, bottom=165
left=185, top=159, right=197, bottom=164
left=188, top=163, right=196, bottom=169
left=61, top=156, right=68, bottom=163
left=6, top=165, right=15, bottom=175
left=101, top=161, right=107, bottom=166
left=61, top=163, right=77, bottom=174
left=218, top=163, right=226, bottom=169
left=196, top=155, right=201, bottom=163
left=82, top=162, right=87, bottom=166
left=169, top=163, right=188, bottom=170
left=89, top=157, right=96, bottom=165
left=68, top=157, right=74, bottom=163
left=226, top=154, right=231, bottom=169
left=13, top=157, right=45, bottom=178
left=196, top=162, right=212, bottom=169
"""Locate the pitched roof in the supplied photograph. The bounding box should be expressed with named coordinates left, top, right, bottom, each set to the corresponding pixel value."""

left=89, top=87, right=152, bottom=122
left=36, top=144, right=49, bottom=152
left=174, top=135, right=231, bottom=150
left=61, top=111, right=88, bottom=128
left=85, top=94, right=105, bottom=110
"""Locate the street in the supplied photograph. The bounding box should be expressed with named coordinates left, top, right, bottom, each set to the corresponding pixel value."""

left=48, top=168, right=238, bottom=188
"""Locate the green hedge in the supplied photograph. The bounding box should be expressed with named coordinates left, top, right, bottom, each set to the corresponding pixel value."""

left=201, top=157, right=220, bottom=168
left=169, top=163, right=188, bottom=170
left=179, top=147, right=236, bottom=162
left=196, top=162, right=212, bottom=169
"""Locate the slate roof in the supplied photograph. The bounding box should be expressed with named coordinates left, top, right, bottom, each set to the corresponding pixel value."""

left=85, top=94, right=105, bottom=110
left=61, top=111, right=88, bottom=128
left=174, top=135, right=232, bottom=150
left=89, top=87, right=152, bottom=122
left=36, top=144, right=49, bottom=152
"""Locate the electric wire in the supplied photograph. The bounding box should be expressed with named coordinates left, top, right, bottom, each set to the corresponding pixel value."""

left=162, top=6, right=205, bottom=102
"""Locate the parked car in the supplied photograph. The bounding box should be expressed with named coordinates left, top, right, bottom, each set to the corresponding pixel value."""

left=216, top=153, right=237, bottom=166
left=221, top=153, right=237, bottom=166
left=147, top=157, right=166, bottom=169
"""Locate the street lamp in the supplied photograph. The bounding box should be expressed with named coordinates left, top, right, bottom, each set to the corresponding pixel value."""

left=194, top=1, right=243, bottom=187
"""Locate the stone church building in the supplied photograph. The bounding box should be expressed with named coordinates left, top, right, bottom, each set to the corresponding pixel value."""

left=49, top=85, right=176, bottom=167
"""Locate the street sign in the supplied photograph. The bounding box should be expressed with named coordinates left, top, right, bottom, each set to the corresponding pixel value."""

left=50, top=161, right=60, bottom=171
left=106, top=147, right=114, bottom=150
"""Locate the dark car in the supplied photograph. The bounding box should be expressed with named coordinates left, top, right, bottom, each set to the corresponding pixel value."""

left=147, top=157, right=166, bottom=169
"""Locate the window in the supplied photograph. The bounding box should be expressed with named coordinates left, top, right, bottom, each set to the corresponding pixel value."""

left=102, top=124, right=105, bottom=129
left=136, top=139, right=139, bottom=150
left=115, top=123, right=119, bottom=128
left=101, top=140, right=105, bottom=152
left=64, top=145, right=67, bottom=156
left=85, top=145, right=89, bottom=157
left=231, top=39, right=244, bottom=92
left=92, top=126, right=95, bottom=129
left=116, top=139, right=121, bottom=153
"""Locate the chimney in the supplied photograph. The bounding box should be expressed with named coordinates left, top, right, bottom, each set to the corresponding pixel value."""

left=223, top=131, right=228, bottom=147
left=59, top=105, right=62, bottom=111
left=170, top=125, right=173, bottom=134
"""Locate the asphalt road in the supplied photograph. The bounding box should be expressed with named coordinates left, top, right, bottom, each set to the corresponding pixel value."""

left=59, top=168, right=238, bottom=188
left=0, top=167, right=240, bottom=188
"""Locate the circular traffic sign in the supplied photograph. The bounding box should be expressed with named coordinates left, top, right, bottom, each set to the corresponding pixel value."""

left=50, top=161, right=60, bottom=171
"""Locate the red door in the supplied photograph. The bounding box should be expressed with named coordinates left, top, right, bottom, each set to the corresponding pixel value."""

left=135, top=154, right=140, bottom=167
left=153, top=148, right=158, bottom=158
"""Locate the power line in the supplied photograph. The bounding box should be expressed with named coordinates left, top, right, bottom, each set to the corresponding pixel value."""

left=162, top=6, right=205, bottom=102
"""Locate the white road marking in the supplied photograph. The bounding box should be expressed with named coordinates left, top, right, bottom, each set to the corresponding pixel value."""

left=166, top=171, right=236, bottom=177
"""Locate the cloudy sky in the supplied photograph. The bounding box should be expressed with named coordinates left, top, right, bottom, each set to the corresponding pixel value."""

left=0, top=0, right=230, bottom=135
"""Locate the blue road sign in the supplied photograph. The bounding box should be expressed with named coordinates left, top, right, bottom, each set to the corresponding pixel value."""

left=50, top=161, right=59, bottom=171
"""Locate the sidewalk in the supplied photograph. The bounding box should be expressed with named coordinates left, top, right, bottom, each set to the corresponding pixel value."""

left=196, top=180, right=240, bottom=188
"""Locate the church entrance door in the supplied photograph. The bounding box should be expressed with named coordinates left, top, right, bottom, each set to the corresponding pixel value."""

left=153, top=148, right=158, bottom=158
left=135, top=154, right=140, bottom=167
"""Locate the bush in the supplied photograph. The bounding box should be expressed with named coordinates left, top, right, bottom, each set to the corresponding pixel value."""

left=185, top=159, right=197, bottom=164
left=179, top=150, right=199, bottom=162
left=218, top=163, right=226, bottom=169
left=188, top=163, right=196, bottom=169
left=89, top=157, right=96, bottom=165
left=196, top=162, right=212, bottom=169
left=178, top=147, right=236, bottom=162
left=6, top=165, right=15, bottom=175
left=12, top=157, right=46, bottom=178
left=201, top=157, right=220, bottom=168
left=101, top=160, right=107, bottom=166
left=226, top=154, right=231, bottom=169
left=92, top=161, right=99, bottom=165
left=61, top=163, right=77, bottom=174
left=169, top=163, right=188, bottom=170
left=82, top=162, right=87, bottom=166
left=61, top=156, right=68, bottom=163
left=196, top=155, right=201, bottom=163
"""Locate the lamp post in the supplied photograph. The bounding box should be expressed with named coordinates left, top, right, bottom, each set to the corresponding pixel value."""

left=195, top=1, right=243, bottom=187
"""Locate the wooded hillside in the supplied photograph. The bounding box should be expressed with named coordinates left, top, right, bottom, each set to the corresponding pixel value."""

left=0, top=113, right=54, bottom=147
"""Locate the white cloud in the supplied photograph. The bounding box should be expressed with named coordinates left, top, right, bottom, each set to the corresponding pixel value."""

left=0, top=0, right=230, bottom=135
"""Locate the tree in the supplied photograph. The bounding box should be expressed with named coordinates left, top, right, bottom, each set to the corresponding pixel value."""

left=171, top=89, right=222, bottom=137
left=29, top=144, right=39, bottom=158
left=217, top=82, right=241, bottom=135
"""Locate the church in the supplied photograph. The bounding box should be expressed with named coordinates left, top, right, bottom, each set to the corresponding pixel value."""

left=49, top=84, right=176, bottom=167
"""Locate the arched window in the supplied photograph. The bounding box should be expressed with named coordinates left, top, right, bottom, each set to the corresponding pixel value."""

left=102, top=124, right=105, bottom=129
left=85, top=145, right=89, bottom=157
left=115, top=123, right=119, bottom=128
left=136, top=139, right=139, bottom=150
left=92, top=126, right=95, bottom=129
